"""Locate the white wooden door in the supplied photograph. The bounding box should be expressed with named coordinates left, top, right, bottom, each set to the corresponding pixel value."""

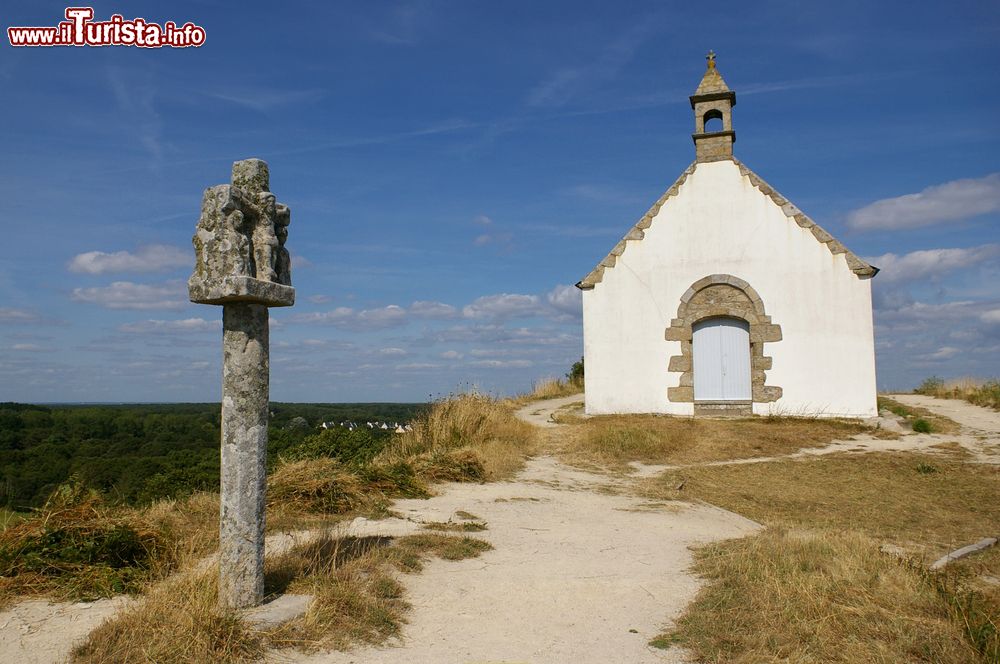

left=692, top=318, right=751, bottom=401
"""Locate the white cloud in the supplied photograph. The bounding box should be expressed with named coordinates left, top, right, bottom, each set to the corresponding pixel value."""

left=357, top=305, right=407, bottom=329
left=291, top=305, right=407, bottom=331
left=473, top=215, right=493, bottom=227
left=68, top=244, right=188, bottom=274
left=847, top=173, right=1000, bottom=231
left=292, top=307, right=356, bottom=325
left=463, top=294, right=543, bottom=320
left=865, top=244, right=1000, bottom=283
left=307, top=294, right=333, bottom=304
left=11, top=343, right=44, bottom=352
left=377, top=347, right=408, bottom=356
left=473, top=232, right=513, bottom=248
left=72, top=281, right=186, bottom=310
left=396, top=362, right=440, bottom=370
left=468, top=359, right=534, bottom=369
left=982, top=310, right=1000, bottom=324
left=439, top=350, right=463, bottom=360
left=410, top=300, right=457, bottom=319
left=118, top=318, right=220, bottom=334
left=926, top=346, right=960, bottom=360
left=0, top=308, right=41, bottom=324
left=546, top=284, right=583, bottom=318
left=291, top=255, right=312, bottom=269
left=876, top=300, right=979, bottom=320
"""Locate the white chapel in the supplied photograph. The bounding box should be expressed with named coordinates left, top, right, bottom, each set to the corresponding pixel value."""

left=577, top=53, right=879, bottom=418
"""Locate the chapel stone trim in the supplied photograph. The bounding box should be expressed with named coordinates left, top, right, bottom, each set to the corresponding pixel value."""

left=665, top=274, right=782, bottom=407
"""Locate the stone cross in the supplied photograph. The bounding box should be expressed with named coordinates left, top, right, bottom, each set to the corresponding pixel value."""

left=188, top=158, right=294, bottom=610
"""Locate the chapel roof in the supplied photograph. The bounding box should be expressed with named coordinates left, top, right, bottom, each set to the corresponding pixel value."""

left=575, top=159, right=878, bottom=290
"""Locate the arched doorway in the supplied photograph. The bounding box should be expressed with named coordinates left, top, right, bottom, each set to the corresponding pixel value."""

left=692, top=317, right=751, bottom=401
left=666, top=274, right=783, bottom=413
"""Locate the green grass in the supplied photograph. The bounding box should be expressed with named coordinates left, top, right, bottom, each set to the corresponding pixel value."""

left=0, top=507, right=30, bottom=530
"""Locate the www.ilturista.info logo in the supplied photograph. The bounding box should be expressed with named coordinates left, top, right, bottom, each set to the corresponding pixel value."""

left=7, top=7, right=206, bottom=48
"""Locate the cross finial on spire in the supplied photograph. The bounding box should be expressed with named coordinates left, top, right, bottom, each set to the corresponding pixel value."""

left=706, top=50, right=716, bottom=69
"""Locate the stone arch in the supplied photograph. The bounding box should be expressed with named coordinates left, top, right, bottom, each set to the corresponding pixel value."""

left=702, top=108, right=724, bottom=132
left=665, top=274, right=782, bottom=411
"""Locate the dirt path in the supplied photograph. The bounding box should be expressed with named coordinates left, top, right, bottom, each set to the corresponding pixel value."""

left=889, top=393, right=1000, bottom=436
left=514, top=393, right=585, bottom=427
left=889, top=393, right=1000, bottom=464
left=0, top=597, right=133, bottom=664
left=279, top=396, right=758, bottom=664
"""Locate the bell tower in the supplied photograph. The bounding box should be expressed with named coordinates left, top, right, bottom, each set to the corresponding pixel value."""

left=690, top=51, right=736, bottom=162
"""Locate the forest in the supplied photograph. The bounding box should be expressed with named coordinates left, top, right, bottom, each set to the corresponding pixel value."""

left=0, top=401, right=427, bottom=510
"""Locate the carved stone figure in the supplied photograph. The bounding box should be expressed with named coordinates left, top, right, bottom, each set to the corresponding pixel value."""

left=274, top=203, right=291, bottom=286
left=252, top=192, right=279, bottom=283
left=188, top=158, right=294, bottom=307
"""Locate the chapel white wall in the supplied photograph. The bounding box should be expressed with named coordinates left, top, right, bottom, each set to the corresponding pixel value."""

left=582, top=159, right=877, bottom=418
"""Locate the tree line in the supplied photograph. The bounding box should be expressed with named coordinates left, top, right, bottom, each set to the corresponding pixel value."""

left=0, top=401, right=426, bottom=510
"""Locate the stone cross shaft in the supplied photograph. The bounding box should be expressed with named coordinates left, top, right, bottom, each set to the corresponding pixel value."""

left=188, top=158, right=294, bottom=610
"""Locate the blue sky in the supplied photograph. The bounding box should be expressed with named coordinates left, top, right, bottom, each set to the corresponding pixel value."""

left=1, top=0, right=998, bottom=402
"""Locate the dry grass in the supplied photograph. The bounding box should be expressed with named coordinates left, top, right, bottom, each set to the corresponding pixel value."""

left=378, top=392, right=536, bottom=480
left=74, top=570, right=266, bottom=664
left=916, top=377, right=1000, bottom=411
left=0, top=486, right=175, bottom=609
left=3, top=392, right=530, bottom=615
left=644, top=453, right=999, bottom=554
left=654, top=528, right=979, bottom=663
left=879, top=395, right=962, bottom=434
left=142, top=492, right=221, bottom=568
left=559, top=415, right=874, bottom=469
left=507, top=377, right=583, bottom=405
left=421, top=520, right=488, bottom=532
left=644, top=452, right=1000, bottom=661
left=74, top=532, right=492, bottom=663
left=267, top=458, right=427, bottom=518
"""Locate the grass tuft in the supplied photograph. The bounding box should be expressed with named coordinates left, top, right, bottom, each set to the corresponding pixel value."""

left=378, top=392, right=535, bottom=480
left=421, top=520, right=488, bottom=532
left=561, top=414, right=872, bottom=468
left=74, top=532, right=492, bottom=661
left=655, top=528, right=978, bottom=663
left=879, top=396, right=961, bottom=434
left=74, top=571, right=265, bottom=664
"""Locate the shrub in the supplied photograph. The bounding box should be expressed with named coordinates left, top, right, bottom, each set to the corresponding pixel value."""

left=912, top=418, right=933, bottom=433
left=0, top=481, right=170, bottom=605
left=917, top=376, right=945, bottom=394
left=566, top=357, right=584, bottom=387
left=281, top=427, right=390, bottom=466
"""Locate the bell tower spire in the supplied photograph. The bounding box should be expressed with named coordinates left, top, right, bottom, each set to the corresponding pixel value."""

left=690, top=50, right=736, bottom=162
